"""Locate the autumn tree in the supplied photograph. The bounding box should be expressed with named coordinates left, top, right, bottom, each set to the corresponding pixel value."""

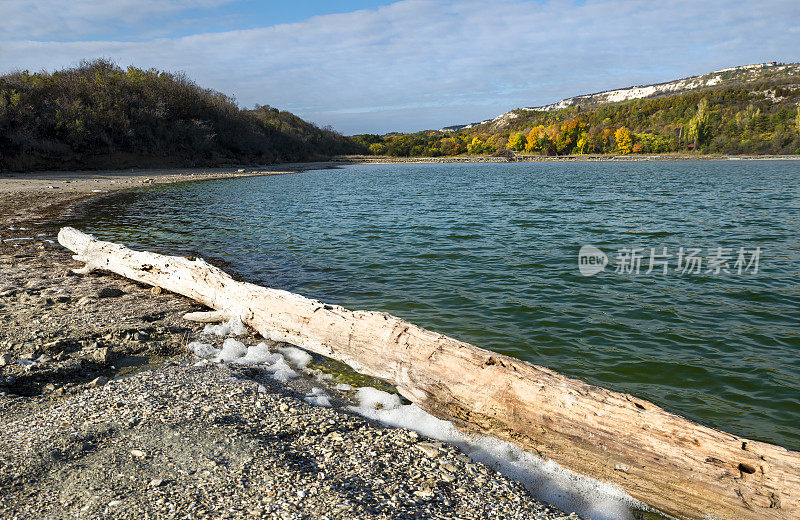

left=615, top=126, right=632, bottom=154
left=526, top=125, right=552, bottom=154
left=507, top=132, right=526, bottom=151
left=369, top=143, right=387, bottom=155
left=554, top=119, right=586, bottom=154
left=467, top=137, right=484, bottom=155
left=525, top=127, right=541, bottom=153
left=575, top=132, right=589, bottom=154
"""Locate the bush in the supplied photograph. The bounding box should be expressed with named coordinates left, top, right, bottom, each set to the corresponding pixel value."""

left=0, top=59, right=366, bottom=171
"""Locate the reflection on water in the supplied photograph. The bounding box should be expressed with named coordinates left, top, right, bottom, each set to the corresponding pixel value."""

left=69, top=161, right=800, bottom=450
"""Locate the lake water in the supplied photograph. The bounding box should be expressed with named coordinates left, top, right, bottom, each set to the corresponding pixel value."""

left=71, top=161, right=800, bottom=451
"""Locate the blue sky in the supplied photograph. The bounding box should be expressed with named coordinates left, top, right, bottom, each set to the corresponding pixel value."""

left=0, top=0, right=798, bottom=134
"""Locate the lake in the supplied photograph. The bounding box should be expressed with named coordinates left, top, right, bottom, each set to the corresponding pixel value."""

left=70, top=161, right=800, bottom=451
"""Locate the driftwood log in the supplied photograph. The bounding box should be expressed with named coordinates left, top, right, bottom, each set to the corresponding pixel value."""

left=58, top=227, right=800, bottom=520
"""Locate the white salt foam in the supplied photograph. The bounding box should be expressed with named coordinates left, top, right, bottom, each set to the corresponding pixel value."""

left=203, top=316, right=248, bottom=337
left=350, top=387, right=644, bottom=520
left=217, top=338, right=248, bottom=362
left=304, top=387, right=332, bottom=407
left=278, top=346, right=312, bottom=369
left=234, top=342, right=282, bottom=365
left=187, top=342, right=220, bottom=359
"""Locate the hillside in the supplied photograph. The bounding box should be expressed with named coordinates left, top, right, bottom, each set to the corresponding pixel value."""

left=0, top=60, right=366, bottom=172
left=358, top=62, right=800, bottom=157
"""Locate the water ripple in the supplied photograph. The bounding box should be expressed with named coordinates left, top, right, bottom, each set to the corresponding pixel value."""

left=70, top=161, right=800, bottom=450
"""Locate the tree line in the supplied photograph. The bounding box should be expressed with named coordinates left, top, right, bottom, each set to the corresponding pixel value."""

left=355, top=79, right=800, bottom=157
left=0, top=59, right=366, bottom=171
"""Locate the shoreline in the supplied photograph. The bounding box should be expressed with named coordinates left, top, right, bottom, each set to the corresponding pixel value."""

left=0, top=163, right=341, bottom=229
left=338, top=153, right=800, bottom=164
left=0, top=166, right=601, bottom=520
left=0, top=161, right=339, bottom=194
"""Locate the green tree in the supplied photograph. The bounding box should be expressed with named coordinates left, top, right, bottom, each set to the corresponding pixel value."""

left=508, top=132, right=526, bottom=151
left=687, top=98, right=710, bottom=149
left=796, top=104, right=800, bottom=133
left=369, top=143, right=387, bottom=155
left=467, top=137, right=484, bottom=155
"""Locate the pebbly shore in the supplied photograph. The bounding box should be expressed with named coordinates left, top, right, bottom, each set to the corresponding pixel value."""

left=0, top=168, right=587, bottom=520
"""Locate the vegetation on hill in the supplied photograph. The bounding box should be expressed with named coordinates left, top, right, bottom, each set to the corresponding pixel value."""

left=355, top=75, right=800, bottom=157
left=0, top=59, right=366, bottom=171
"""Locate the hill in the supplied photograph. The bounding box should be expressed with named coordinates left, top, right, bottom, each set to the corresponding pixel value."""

left=356, top=62, right=800, bottom=157
left=0, top=59, right=366, bottom=172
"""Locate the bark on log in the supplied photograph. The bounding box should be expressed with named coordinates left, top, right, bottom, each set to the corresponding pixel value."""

left=58, top=227, right=800, bottom=520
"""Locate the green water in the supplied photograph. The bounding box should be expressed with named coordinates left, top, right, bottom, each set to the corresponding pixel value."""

left=70, top=161, right=800, bottom=450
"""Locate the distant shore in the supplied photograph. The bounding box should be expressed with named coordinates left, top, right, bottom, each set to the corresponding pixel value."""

left=3, top=154, right=799, bottom=181
left=341, top=153, right=800, bottom=164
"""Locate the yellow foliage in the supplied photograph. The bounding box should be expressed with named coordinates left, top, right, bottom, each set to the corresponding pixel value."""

left=507, top=132, right=526, bottom=151
left=615, top=127, right=632, bottom=154
left=467, top=137, right=484, bottom=155
left=525, top=125, right=545, bottom=152
left=796, top=104, right=800, bottom=133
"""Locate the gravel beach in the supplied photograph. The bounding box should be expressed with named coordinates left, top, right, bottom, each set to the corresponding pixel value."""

left=0, top=167, right=586, bottom=520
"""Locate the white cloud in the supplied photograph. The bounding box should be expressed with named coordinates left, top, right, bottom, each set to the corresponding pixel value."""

left=0, top=0, right=797, bottom=133
left=0, top=0, right=233, bottom=40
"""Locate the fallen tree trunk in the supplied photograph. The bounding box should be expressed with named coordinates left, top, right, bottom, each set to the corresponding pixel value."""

left=58, top=227, right=799, bottom=520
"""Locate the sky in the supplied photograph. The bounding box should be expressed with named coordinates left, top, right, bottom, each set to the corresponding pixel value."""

left=0, top=0, right=798, bottom=134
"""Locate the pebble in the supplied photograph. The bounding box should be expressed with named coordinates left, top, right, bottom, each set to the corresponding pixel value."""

left=77, top=296, right=97, bottom=306
left=442, top=462, right=459, bottom=473
left=415, top=442, right=442, bottom=458
left=0, top=362, right=582, bottom=520
left=90, top=347, right=111, bottom=364
left=88, top=376, right=109, bottom=388
left=0, top=353, right=12, bottom=366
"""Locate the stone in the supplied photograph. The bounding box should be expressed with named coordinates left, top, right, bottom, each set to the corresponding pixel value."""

left=0, top=353, right=12, bottom=366
left=130, top=449, right=147, bottom=459
left=440, top=472, right=456, bottom=483
left=90, top=347, right=110, bottom=364
left=88, top=376, right=109, bottom=388
left=414, top=442, right=442, bottom=458
left=441, top=463, right=458, bottom=473
left=77, top=296, right=97, bottom=306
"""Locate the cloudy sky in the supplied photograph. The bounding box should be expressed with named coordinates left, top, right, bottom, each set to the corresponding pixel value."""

left=0, top=0, right=797, bottom=134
